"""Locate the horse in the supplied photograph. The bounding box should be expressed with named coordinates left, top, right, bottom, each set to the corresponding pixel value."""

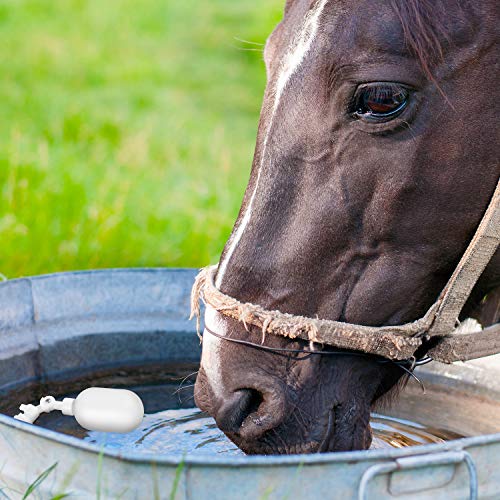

left=194, top=0, right=500, bottom=454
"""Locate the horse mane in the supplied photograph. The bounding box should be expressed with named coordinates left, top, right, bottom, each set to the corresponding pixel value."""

left=390, top=0, right=460, bottom=81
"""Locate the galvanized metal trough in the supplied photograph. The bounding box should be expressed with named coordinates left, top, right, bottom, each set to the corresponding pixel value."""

left=0, top=269, right=499, bottom=499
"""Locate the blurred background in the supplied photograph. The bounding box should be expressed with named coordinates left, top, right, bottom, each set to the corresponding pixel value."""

left=0, top=0, right=284, bottom=278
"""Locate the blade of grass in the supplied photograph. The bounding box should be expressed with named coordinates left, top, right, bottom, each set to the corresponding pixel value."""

left=169, top=459, right=185, bottom=500
left=115, top=487, right=130, bottom=499
left=96, top=442, right=106, bottom=500
left=54, top=460, right=79, bottom=500
left=152, top=462, right=159, bottom=500
left=22, top=462, right=58, bottom=499
left=282, top=461, right=304, bottom=500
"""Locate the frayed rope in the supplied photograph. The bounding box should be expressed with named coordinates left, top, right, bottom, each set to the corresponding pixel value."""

left=188, top=265, right=428, bottom=361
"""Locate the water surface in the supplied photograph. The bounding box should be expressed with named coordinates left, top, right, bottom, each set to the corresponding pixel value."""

left=2, top=363, right=464, bottom=456
left=64, top=407, right=462, bottom=456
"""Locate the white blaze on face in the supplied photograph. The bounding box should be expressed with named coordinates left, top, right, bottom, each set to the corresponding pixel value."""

left=215, top=0, right=329, bottom=289
left=200, top=305, right=227, bottom=396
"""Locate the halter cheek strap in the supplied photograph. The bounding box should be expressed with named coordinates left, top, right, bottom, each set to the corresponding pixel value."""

left=424, top=179, right=500, bottom=360
left=191, top=178, right=500, bottom=363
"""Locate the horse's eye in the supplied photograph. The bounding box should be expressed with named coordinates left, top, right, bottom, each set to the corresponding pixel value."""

left=351, top=83, right=410, bottom=121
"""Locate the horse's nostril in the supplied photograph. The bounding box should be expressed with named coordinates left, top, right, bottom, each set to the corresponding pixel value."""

left=215, top=389, right=263, bottom=434
left=243, top=389, right=263, bottom=416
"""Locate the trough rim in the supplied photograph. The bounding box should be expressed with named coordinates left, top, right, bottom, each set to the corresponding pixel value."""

left=2, top=267, right=192, bottom=283
left=1, top=413, right=499, bottom=467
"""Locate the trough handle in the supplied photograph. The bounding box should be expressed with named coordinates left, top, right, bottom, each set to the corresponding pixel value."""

left=358, top=450, right=477, bottom=500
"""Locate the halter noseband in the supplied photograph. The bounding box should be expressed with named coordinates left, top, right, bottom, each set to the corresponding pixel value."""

left=202, top=324, right=432, bottom=391
left=203, top=324, right=432, bottom=366
left=192, top=179, right=500, bottom=364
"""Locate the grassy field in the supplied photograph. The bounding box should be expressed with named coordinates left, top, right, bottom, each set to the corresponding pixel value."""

left=0, top=0, right=284, bottom=278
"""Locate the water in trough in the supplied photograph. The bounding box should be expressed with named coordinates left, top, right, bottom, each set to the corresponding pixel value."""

left=1, top=362, right=463, bottom=456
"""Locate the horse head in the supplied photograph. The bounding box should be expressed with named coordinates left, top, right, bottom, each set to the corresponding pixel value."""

left=195, top=0, right=499, bottom=454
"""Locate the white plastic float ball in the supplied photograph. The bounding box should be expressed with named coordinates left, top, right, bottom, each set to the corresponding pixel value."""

left=73, top=387, right=144, bottom=433
left=14, top=387, right=145, bottom=433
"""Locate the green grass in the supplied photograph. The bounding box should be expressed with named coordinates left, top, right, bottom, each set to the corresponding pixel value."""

left=169, top=459, right=184, bottom=500
left=21, top=462, right=59, bottom=499
left=0, top=0, right=284, bottom=278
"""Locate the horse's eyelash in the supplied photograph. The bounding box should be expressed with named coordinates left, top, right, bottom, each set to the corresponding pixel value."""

left=348, top=82, right=409, bottom=114
left=356, top=82, right=406, bottom=99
